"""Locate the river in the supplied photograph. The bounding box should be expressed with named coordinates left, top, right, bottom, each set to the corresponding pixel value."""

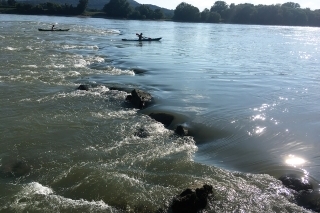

left=1, top=14, right=320, bottom=212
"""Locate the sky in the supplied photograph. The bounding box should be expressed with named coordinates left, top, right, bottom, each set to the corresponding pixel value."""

left=135, top=0, right=320, bottom=11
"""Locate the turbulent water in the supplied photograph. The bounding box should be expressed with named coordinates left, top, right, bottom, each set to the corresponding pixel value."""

left=1, top=14, right=320, bottom=212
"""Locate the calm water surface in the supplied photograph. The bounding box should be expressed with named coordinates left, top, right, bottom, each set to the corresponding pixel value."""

left=0, top=14, right=320, bottom=212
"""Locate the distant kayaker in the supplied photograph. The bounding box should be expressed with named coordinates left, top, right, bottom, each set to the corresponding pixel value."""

left=51, top=25, right=55, bottom=30
left=137, top=33, right=143, bottom=41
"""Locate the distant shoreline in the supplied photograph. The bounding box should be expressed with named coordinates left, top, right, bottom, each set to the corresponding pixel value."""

left=1, top=9, right=319, bottom=28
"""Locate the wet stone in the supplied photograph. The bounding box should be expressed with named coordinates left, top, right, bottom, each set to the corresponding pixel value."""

left=149, top=113, right=174, bottom=127
left=171, top=184, right=213, bottom=213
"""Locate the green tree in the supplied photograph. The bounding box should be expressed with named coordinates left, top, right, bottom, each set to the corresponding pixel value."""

left=7, top=0, right=15, bottom=6
left=200, top=9, right=220, bottom=23
left=231, top=4, right=256, bottom=24
left=254, top=5, right=283, bottom=25
left=293, top=8, right=308, bottom=25
left=306, top=9, right=320, bottom=26
left=200, top=8, right=210, bottom=22
left=173, top=2, right=200, bottom=22
left=153, top=8, right=164, bottom=19
left=135, top=5, right=153, bottom=19
left=207, top=12, right=221, bottom=23
left=103, top=0, right=132, bottom=18
left=32, top=4, right=44, bottom=13
left=282, top=7, right=295, bottom=25
left=76, top=0, right=88, bottom=14
left=281, top=2, right=300, bottom=9
left=129, top=10, right=141, bottom=19
left=221, top=3, right=236, bottom=22
left=16, top=3, right=33, bottom=13
left=45, top=2, right=59, bottom=14
left=210, top=1, right=228, bottom=14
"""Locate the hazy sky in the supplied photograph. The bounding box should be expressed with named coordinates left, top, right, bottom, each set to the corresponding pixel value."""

left=135, top=0, right=320, bottom=11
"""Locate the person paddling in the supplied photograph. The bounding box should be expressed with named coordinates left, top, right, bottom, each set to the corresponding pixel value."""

left=136, top=33, right=143, bottom=41
left=51, top=25, right=55, bottom=30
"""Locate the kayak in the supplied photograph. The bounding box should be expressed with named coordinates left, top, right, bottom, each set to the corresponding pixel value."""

left=38, top=29, right=70, bottom=31
left=122, top=37, right=162, bottom=41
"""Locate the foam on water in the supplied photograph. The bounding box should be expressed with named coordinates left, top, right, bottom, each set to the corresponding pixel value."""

left=93, top=109, right=137, bottom=119
left=62, top=44, right=99, bottom=50
left=5, top=46, right=19, bottom=51
left=35, top=86, right=120, bottom=103
left=107, top=67, right=135, bottom=76
left=74, top=58, right=90, bottom=68
left=2, top=182, right=115, bottom=212
left=21, top=65, right=38, bottom=68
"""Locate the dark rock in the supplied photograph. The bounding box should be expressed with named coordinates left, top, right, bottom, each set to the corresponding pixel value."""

left=109, top=87, right=121, bottom=91
left=132, top=68, right=147, bottom=75
left=279, top=174, right=320, bottom=212
left=0, top=160, right=31, bottom=177
left=180, top=188, right=193, bottom=197
left=154, top=208, right=166, bottom=213
left=296, top=189, right=320, bottom=212
left=175, top=125, right=189, bottom=136
left=279, top=174, right=313, bottom=192
left=171, top=184, right=213, bottom=213
left=171, top=191, right=197, bottom=213
left=203, top=184, right=213, bottom=193
left=127, top=89, right=152, bottom=109
left=77, top=84, right=89, bottom=91
left=126, top=95, right=132, bottom=101
left=134, top=128, right=149, bottom=138
left=149, top=113, right=174, bottom=127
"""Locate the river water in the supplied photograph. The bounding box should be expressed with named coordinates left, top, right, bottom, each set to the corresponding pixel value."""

left=1, top=14, right=320, bottom=212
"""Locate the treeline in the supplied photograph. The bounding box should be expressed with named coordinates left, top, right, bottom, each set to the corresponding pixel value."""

left=103, top=0, right=164, bottom=19
left=1, top=0, right=320, bottom=27
left=1, top=0, right=88, bottom=15
left=174, top=1, right=320, bottom=27
left=0, top=0, right=166, bottom=19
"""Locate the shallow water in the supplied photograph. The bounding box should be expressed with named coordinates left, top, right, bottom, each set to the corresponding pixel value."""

left=0, top=14, right=320, bottom=212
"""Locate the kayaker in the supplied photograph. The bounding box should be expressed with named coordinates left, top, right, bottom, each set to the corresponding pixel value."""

left=137, top=33, right=143, bottom=41
left=51, top=25, right=55, bottom=30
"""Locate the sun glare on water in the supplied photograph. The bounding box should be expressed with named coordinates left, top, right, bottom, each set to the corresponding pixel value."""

left=285, top=154, right=306, bottom=167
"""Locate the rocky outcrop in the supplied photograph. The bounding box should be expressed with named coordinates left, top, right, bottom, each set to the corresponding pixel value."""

left=279, top=174, right=320, bottom=212
left=171, top=184, right=213, bottom=213
left=149, top=113, right=174, bottom=127
left=77, top=84, right=89, bottom=91
left=126, top=89, right=153, bottom=109
left=175, top=125, right=189, bottom=136
left=134, top=127, right=149, bottom=138
left=296, top=189, right=320, bottom=212
left=0, top=160, right=31, bottom=178
left=279, top=175, right=312, bottom=192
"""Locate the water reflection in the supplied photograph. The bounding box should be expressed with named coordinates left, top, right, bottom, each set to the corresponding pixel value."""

left=285, top=154, right=306, bottom=167
left=247, top=126, right=266, bottom=136
left=251, top=114, right=266, bottom=121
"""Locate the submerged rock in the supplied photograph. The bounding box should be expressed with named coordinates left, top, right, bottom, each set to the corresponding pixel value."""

left=296, top=190, right=320, bottom=212
left=175, top=125, right=189, bottom=136
left=279, top=174, right=313, bottom=192
left=149, top=113, right=174, bottom=127
left=132, top=68, right=147, bottom=75
left=134, top=127, right=149, bottom=138
left=77, top=84, right=89, bottom=91
left=126, top=89, right=152, bottom=109
left=0, top=160, right=31, bottom=178
left=171, top=184, right=213, bottom=213
left=279, top=174, right=320, bottom=212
